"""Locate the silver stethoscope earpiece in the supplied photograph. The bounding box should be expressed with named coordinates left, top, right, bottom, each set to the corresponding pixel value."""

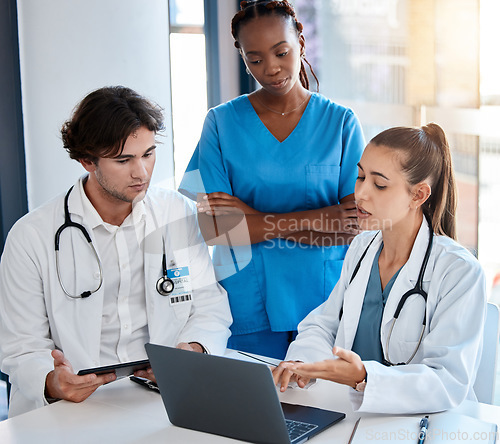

left=55, top=186, right=175, bottom=299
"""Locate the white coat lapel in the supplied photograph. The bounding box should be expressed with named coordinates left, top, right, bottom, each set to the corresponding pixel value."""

left=380, top=217, right=432, bottom=359
left=62, top=184, right=104, bottom=364
left=142, top=195, right=163, bottom=336
left=142, top=192, right=190, bottom=342
left=381, top=217, right=431, bottom=327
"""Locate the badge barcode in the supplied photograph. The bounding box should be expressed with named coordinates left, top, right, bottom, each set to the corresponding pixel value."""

left=171, top=294, right=192, bottom=304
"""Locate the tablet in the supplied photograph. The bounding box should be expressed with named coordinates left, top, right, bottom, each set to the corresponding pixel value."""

left=77, top=359, right=150, bottom=379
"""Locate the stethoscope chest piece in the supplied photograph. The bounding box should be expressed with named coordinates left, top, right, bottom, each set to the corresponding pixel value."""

left=156, top=248, right=175, bottom=296
left=56, top=186, right=176, bottom=299
left=156, top=275, right=175, bottom=296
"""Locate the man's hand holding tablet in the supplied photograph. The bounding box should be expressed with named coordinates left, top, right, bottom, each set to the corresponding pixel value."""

left=45, top=350, right=118, bottom=403
left=77, top=359, right=150, bottom=379
left=45, top=342, right=205, bottom=404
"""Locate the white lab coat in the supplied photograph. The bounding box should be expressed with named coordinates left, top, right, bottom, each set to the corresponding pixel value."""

left=286, top=217, right=486, bottom=414
left=0, top=178, right=232, bottom=416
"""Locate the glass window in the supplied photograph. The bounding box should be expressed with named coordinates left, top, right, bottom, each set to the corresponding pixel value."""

left=170, top=0, right=204, bottom=28
left=293, top=0, right=500, bottom=294
left=479, top=0, right=500, bottom=304
left=169, top=0, right=207, bottom=188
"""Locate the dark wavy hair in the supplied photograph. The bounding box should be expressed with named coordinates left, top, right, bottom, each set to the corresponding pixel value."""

left=231, top=0, right=319, bottom=91
left=370, top=123, right=457, bottom=240
left=61, top=86, right=164, bottom=162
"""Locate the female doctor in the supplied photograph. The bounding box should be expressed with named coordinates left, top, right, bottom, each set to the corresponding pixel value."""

left=272, top=123, right=487, bottom=414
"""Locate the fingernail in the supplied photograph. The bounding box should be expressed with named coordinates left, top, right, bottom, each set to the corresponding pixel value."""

left=203, top=195, right=208, bottom=200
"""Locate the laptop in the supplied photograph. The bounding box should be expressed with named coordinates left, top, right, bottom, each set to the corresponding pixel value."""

left=145, top=343, right=345, bottom=444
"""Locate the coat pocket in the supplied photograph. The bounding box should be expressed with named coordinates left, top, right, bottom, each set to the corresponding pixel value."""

left=214, top=261, right=267, bottom=334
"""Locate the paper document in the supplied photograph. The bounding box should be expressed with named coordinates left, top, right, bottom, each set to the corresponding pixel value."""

left=350, top=412, right=497, bottom=443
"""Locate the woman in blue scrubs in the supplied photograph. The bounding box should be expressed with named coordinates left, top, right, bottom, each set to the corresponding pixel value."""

left=179, top=0, right=365, bottom=359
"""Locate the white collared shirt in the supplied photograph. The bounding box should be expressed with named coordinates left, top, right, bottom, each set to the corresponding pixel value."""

left=77, top=180, right=149, bottom=364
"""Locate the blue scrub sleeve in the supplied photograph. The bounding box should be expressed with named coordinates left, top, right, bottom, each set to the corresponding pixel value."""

left=338, top=110, right=365, bottom=200
left=178, top=110, right=233, bottom=200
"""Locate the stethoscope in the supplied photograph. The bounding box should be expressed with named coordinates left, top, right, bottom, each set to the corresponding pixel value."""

left=55, top=186, right=175, bottom=299
left=343, top=213, right=434, bottom=366
left=156, top=251, right=175, bottom=296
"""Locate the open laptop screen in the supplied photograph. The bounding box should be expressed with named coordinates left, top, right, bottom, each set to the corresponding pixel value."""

left=145, top=344, right=344, bottom=444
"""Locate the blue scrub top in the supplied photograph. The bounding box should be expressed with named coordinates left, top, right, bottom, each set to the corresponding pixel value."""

left=180, top=93, right=365, bottom=335
left=351, top=244, right=402, bottom=363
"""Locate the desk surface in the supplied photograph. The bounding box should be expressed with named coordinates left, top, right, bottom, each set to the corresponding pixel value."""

left=1, top=351, right=499, bottom=443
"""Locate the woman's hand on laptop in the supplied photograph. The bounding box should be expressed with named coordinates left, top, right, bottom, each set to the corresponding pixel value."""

left=288, top=347, right=366, bottom=388
left=272, top=361, right=311, bottom=392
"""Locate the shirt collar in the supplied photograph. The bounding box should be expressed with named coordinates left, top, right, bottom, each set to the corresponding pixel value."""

left=361, top=214, right=432, bottom=284
left=70, top=175, right=147, bottom=231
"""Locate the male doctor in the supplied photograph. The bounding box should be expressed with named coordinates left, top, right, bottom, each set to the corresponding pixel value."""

left=0, top=86, right=232, bottom=416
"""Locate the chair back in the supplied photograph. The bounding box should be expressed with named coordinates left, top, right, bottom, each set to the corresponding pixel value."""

left=474, top=302, right=500, bottom=404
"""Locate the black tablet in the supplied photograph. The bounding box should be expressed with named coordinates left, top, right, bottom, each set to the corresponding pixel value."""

left=77, top=359, right=150, bottom=379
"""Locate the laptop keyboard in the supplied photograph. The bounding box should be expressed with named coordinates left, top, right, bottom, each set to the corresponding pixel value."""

left=286, top=419, right=318, bottom=442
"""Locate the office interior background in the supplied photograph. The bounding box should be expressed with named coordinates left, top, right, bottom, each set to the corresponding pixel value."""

left=1, top=0, right=499, bottom=418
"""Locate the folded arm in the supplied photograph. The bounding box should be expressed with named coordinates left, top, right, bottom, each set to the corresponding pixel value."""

left=196, top=192, right=360, bottom=246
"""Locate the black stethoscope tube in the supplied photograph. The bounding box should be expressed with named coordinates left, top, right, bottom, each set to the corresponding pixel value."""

left=55, top=186, right=103, bottom=299
left=55, top=186, right=174, bottom=299
left=341, top=213, right=434, bottom=366
left=156, top=249, right=175, bottom=296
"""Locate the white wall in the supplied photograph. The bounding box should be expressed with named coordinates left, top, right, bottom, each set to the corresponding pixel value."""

left=217, top=0, right=240, bottom=104
left=17, top=0, right=174, bottom=210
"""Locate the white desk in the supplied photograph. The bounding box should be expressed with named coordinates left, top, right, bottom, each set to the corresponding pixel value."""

left=1, top=351, right=499, bottom=443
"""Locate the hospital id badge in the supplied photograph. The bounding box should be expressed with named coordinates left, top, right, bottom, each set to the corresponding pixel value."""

left=167, top=266, right=192, bottom=305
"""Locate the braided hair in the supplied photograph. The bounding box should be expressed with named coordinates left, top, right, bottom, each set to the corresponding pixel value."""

left=231, top=0, right=319, bottom=91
